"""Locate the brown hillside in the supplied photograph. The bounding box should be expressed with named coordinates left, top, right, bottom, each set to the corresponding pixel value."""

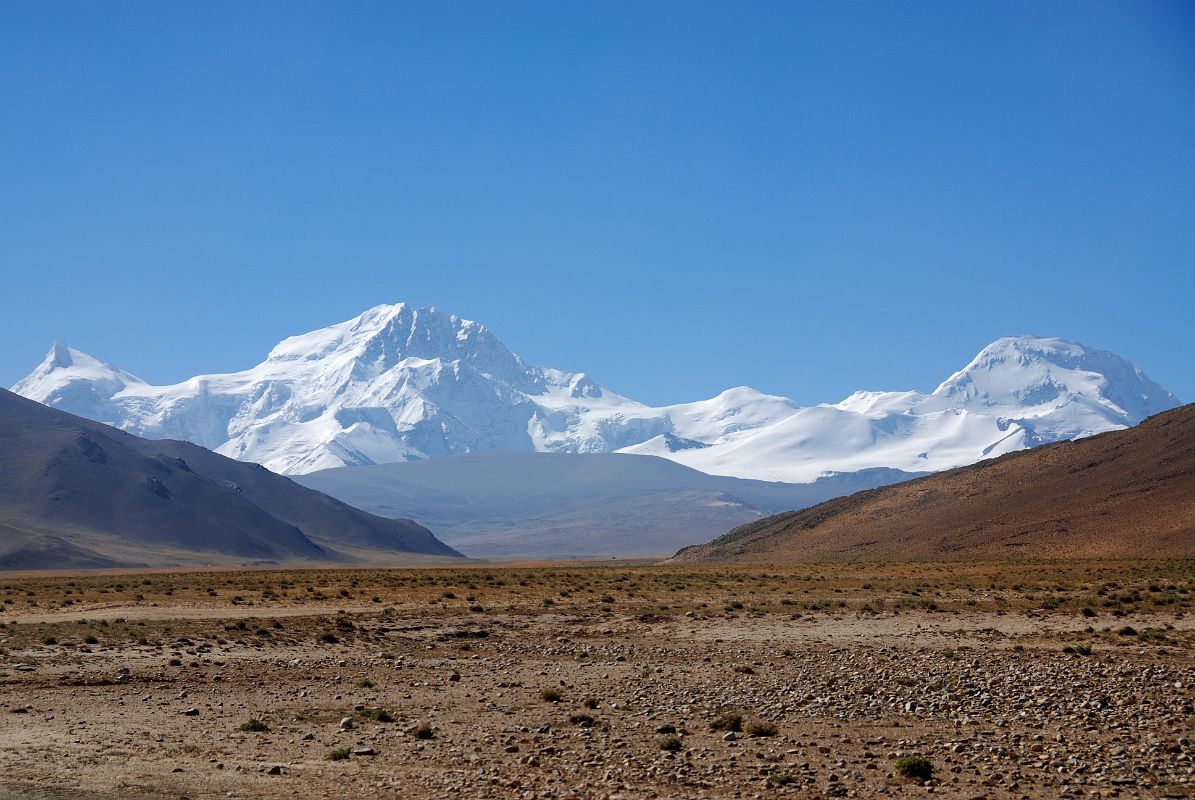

left=0, top=388, right=463, bottom=569
left=671, top=403, right=1195, bottom=563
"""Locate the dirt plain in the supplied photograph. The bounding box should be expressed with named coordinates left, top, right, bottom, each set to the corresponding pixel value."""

left=0, top=560, right=1191, bottom=800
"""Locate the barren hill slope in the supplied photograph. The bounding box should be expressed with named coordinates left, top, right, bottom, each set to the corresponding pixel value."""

left=671, top=404, right=1195, bottom=563
left=0, top=389, right=462, bottom=568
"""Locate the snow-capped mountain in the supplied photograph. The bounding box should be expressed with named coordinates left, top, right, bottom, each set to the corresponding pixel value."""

left=13, top=304, right=1181, bottom=481
left=623, top=336, right=1181, bottom=481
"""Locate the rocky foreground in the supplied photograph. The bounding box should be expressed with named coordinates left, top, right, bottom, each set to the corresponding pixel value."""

left=0, top=561, right=1191, bottom=799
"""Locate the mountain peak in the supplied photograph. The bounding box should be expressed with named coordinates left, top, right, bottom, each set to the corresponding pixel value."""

left=264, top=303, right=516, bottom=373
left=46, top=340, right=75, bottom=369
left=15, top=342, right=143, bottom=391
left=931, top=335, right=1179, bottom=420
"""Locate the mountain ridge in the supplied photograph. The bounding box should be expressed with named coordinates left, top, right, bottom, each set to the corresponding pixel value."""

left=13, top=305, right=1180, bottom=481
left=0, top=387, right=463, bottom=569
left=669, top=403, right=1195, bottom=563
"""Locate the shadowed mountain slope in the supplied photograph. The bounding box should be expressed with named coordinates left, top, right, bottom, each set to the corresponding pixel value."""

left=296, top=450, right=919, bottom=559
left=0, top=389, right=462, bottom=569
left=671, top=404, right=1195, bottom=563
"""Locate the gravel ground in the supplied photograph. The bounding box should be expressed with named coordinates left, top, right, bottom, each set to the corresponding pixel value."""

left=0, top=562, right=1191, bottom=799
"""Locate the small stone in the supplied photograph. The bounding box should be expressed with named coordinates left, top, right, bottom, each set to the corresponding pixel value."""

left=352, top=746, right=376, bottom=756
left=182, top=708, right=199, bottom=716
left=339, top=716, right=355, bottom=730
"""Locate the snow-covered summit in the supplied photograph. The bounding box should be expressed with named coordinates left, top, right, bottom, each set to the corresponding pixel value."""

left=12, top=307, right=1181, bottom=481
left=13, top=342, right=147, bottom=429
left=928, top=335, right=1177, bottom=420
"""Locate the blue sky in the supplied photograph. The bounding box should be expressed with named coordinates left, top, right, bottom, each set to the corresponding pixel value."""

left=1, top=1, right=1192, bottom=406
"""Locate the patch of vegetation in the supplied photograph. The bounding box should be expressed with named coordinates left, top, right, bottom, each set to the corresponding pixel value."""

left=746, top=720, right=778, bottom=737
left=710, top=711, right=743, bottom=732
left=359, top=708, right=393, bottom=723
left=239, top=719, right=269, bottom=732
left=327, top=747, right=351, bottom=761
left=540, top=689, right=562, bottom=702
left=412, top=722, right=434, bottom=739
left=895, top=755, right=934, bottom=781
left=658, top=734, right=683, bottom=752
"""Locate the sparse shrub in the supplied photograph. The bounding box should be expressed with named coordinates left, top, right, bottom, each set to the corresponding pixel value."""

left=895, top=755, right=933, bottom=781
left=412, top=722, right=434, bottom=739
left=239, top=719, right=269, bottom=732
left=327, top=747, right=351, bottom=761
left=540, top=689, right=562, bottom=702
left=320, top=633, right=339, bottom=644
left=1117, top=625, right=1138, bottom=636
left=41, top=635, right=57, bottom=645
left=359, top=708, right=393, bottom=723
left=746, top=720, right=778, bottom=737
left=658, top=734, right=682, bottom=752
left=568, top=713, right=595, bottom=726
left=356, top=678, right=375, bottom=689
left=711, top=711, right=743, bottom=732
left=84, top=635, right=99, bottom=645
left=768, top=774, right=797, bottom=786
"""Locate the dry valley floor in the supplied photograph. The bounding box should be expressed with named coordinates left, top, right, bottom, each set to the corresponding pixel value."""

left=0, top=561, right=1192, bottom=799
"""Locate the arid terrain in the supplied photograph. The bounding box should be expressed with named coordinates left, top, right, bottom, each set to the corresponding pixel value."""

left=0, top=560, right=1191, bottom=799
left=674, top=405, right=1195, bottom=564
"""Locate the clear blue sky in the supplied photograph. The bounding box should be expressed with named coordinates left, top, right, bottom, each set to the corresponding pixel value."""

left=1, top=1, right=1192, bottom=406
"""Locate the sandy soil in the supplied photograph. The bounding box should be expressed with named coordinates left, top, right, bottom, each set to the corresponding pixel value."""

left=0, top=561, right=1191, bottom=799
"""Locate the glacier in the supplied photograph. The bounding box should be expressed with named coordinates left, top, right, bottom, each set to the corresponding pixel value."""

left=13, top=304, right=1181, bottom=481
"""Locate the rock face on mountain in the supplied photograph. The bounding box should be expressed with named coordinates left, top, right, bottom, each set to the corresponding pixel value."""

left=670, top=404, right=1195, bottom=563
left=0, top=388, right=462, bottom=569
left=13, top=304, right=1180, bottom=481
left=296, top=451, right=921, bottom=560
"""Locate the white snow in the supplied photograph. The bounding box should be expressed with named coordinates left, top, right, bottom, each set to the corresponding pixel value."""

left=12, top=308, right=1181, bottom=482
